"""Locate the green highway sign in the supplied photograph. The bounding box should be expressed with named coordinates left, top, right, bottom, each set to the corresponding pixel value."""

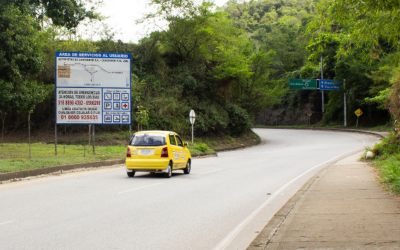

left=289, top=79, right=317, bottom=90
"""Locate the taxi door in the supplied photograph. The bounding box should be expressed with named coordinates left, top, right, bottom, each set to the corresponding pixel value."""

left=175, top=134, right=188, bottom=167
left=168, top=134, right=182, bottom=169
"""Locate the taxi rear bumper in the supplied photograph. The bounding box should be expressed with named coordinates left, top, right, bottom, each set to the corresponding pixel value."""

left=125, top=158, right=170, bottom=173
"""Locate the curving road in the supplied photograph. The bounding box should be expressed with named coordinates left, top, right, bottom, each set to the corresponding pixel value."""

left=0, top=129, right=380, bottom=250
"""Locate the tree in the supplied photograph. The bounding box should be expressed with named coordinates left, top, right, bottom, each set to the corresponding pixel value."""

left=140, top=0, right=233, bottom=61
left=307, top=0, right=399, bottom=123
left=0, top=0, right=101, bottom=30
left=308, top=0, right=400, bottom=54
left=0, top=4, right=45, bottom=137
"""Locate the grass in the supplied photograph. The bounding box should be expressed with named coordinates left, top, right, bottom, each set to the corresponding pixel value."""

left=0, top=137, right=222, bottom=173
left=367, top=134, right=400, bottom=194
left=0, top=130, right=260, bottom=174
left=187, top=142, right=214, bottom=154
left=0, top=142, right=215, bottom=173
left=0, top=143, right=126, bottom=173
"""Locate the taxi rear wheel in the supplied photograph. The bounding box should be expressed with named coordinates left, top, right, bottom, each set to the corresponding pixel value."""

left=127, top=171, right=135, bottom=177
left=184, top=160, right=191, bottom=174
left=164, top=163, right=172, bottom=178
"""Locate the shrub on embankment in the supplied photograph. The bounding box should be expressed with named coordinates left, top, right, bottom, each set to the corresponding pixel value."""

left=370, top=134, right=400, bottom=194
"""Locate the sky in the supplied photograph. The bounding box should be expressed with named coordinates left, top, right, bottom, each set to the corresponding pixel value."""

left=98, top=0, right=229, bottom=43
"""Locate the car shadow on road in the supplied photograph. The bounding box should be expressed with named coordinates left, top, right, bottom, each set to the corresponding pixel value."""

left=127, top=172, right=186, bottom=179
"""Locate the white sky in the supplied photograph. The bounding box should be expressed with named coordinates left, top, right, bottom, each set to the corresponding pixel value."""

left=98, top=0, right=228, bottom=43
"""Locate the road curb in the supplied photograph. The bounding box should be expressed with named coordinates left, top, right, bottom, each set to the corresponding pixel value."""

left=254, top=126, right=389, bottom=139
left=216, top=130, right=262, bottom=153
left=192, top=152, right=218, bottom=157
left=0, top=159, right=125, bottom=182
left=0, top=152, right=219, bottom=182
left=247, top=169, right=322, bottom=249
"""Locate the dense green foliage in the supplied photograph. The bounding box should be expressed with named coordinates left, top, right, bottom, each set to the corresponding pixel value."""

left=370, top=134, right=400, bottom=194
left=2, top=0, right=400, bottom=137
left=305, top=0, right=398, bottom=125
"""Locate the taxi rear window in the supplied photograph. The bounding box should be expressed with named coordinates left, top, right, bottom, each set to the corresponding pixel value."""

left=130, top=134, right=166, bottom=146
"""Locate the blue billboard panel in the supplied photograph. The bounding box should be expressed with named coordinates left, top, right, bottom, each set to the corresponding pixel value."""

left=55, top=52, right=131, bottom=125
left=319, top=79, right=341, bottom=91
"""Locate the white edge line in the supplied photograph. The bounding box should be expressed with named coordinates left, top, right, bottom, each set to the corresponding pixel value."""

left=212, top=136, right=368, bottom=250
left=117, top=182, right=163, bottom=195
left=0, top=221, right=13, bottom=226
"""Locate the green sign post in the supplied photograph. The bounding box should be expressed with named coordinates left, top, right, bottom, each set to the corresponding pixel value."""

left=289, top=79, right=317, bottom=90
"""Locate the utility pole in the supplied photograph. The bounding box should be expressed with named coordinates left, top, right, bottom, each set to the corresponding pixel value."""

left=344, top=79, right=347, bottom=127
left=321, top=56, right=324, bottom=118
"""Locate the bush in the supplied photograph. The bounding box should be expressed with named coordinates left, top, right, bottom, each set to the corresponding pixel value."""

left=372, top=134, right=400, bottom=157
left=194, top=143, right=208, bottom=152
left=370, top=133, right=400, bottom=194
left=379, top=161, right=400, bottom=193
left=226, top=104, right=252, bottom=136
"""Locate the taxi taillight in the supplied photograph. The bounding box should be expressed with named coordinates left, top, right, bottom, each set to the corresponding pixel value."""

left=126, top=147, right=131, bottom=157
left=161, top=147, right=168, bottom=158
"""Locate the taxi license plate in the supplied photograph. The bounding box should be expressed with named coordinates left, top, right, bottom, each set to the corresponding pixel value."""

left=140, top=149, right=152, bottom=155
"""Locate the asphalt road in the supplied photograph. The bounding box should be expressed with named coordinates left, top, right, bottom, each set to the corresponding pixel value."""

left=0, top=129, right=380, bottom=250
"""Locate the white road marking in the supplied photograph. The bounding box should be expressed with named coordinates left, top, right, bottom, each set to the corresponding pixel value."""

left=117, top=183, right=163, bottom=195
left=212, top=137, right=367, bottom=250
left=0, top=221, right=13, bottom=226
left=198, top=169, right=223, bottom=175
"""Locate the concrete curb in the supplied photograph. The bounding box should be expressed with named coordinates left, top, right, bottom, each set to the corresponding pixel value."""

left=216, top=130, right=262, bottom=153
left=192, top=152, right=218, bottom=158
left=247, top=169, right=322, bottom=249
left=0, top=153, right=219, bottom=182
left=0, top=159, right=125, bottom=182
left=254, top=126, right=389, bottom=139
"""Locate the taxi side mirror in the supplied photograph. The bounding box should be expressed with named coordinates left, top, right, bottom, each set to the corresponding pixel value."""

left=184, top=142, right=188, bottom=147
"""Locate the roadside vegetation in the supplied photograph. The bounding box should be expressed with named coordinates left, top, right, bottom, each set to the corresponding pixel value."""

left=2, top=0, right=400, bottom=137
left=367, top=133, right=400, bottom=194
left=0, top=130, right=260, bottom=173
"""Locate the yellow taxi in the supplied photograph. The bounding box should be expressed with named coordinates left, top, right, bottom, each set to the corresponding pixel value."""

left=125, top=131, right=191, bottom=178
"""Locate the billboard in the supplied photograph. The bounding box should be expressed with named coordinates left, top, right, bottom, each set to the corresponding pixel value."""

left=55, top=52, right=131, bottom=125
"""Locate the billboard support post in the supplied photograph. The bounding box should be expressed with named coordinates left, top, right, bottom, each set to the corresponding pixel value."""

left=55, top=124, right=57, bottom=156
left=92, top=125, right=95, bottom=155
